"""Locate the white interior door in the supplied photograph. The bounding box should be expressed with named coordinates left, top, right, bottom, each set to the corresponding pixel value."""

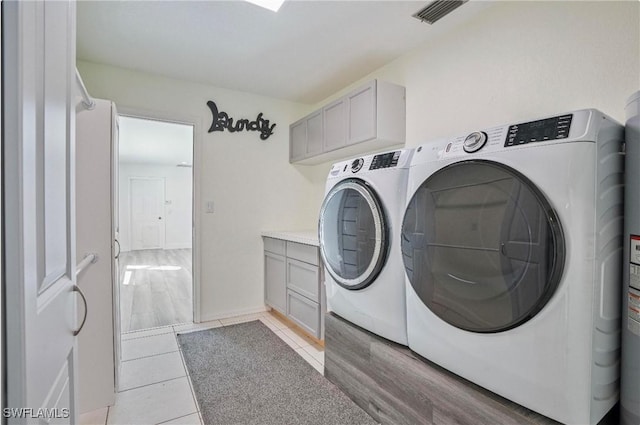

left=3, top=1, right=80, bottom=423
left=130, top=177, right=165, bottom=250
left=76, top=98, right=119, bottom=413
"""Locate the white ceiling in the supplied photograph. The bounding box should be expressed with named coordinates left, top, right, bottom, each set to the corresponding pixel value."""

left=119, top=116, right=194, bottom=165
left=77, top=0, right=494, bottom=104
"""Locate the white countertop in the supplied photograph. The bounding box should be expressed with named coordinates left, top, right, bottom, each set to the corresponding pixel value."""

left=261, top=230, right=319, bottom=246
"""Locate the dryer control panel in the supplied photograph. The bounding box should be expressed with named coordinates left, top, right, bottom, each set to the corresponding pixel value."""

left=434, top=110, right=596, bottom=162
left=505, top=114, right=573, bottom=147
left=369, top=151, right=401, bottom=170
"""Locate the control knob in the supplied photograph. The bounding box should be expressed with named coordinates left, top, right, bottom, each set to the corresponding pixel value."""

left=351, top=158, right=364, bottom=173
left=463, top=131, right=488, bottom=153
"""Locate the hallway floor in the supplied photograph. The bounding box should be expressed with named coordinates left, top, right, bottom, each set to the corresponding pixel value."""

left=119, top=248, right=193, bottom=332
left=79, top=310, right=325, bottom=425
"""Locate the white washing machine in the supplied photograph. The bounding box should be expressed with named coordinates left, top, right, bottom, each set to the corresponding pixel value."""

left=319, top=149, right=415, bottom=345
left=401, top=110, right=623, bottom=424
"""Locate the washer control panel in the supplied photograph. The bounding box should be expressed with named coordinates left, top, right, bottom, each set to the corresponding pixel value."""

left=369, top=151, right=401, bottom=170
left=505, top=114, right=573, bottom=147
left=351, top=158, right=364, bottom=173
left=441, top=126, right=505, bottom=160
left=463, top=131, right=488, bottom=153
left=329, top=149, right=414, bottom=178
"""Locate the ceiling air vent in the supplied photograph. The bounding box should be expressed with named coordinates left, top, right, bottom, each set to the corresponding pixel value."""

left=412, top=0, right=468, bottom=25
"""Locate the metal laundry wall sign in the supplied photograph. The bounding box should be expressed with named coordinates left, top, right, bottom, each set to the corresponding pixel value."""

left=207, top=100, right=276, bottom=140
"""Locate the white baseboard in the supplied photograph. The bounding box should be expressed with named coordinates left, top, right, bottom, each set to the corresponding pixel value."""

left=198, top=306, right=269, bottom=323
left=123, top=244, right=191, bottom=252
left=164, top=243, right=192, bottom=250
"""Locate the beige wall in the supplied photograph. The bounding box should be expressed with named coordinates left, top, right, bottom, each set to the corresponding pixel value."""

left=316, top=1, right=640, bottom=134
left=78, top=61, right=327, bottom=321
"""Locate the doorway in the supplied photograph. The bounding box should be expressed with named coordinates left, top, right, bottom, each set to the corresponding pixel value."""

left=117, top=116, right=194, bottom=333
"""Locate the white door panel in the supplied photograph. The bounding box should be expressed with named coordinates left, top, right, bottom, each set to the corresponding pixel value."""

left=130, top=177, right=165, bottom=250
left=141, top=224, right=160, bottom=247
left=3, top=1, right=79, bottom=423
left=41, top=0, right=71, bottom=291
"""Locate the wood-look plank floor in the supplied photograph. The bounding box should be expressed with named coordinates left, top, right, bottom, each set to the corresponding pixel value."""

left=119, top=248, right=193, bottom=332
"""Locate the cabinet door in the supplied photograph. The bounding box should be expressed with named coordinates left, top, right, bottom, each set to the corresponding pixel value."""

left=323, top=98, right=347, bottom=152
left=287, top=290, right=321, bottom=338
left=306, top=110, right=323, bottom=156
left=286, top=241, right=319, bottom=266
left=286, top=258, right=319, bottom=302
left=347, top=80, right=377, bottom=145
left=265, top=252, right=286, bottom=314
left=289, top=118, right=307, bottom=162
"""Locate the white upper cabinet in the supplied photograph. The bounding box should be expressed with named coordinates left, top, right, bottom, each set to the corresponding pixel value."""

left=347, top=81, right=377, bottom=145
left=289, top=119, right=307, bottom=161
left=290, top=80, right=406, bottom=164
left=323, top=98, right=347, bottom=152
left=289, top=109, right=323, bottom=162
left=306, top=110, right=323, bottom=156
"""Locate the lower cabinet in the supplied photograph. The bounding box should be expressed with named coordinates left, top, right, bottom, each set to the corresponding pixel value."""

left=287, top=290, right=321, bottom=337
left=286, top=258, right=319, bottom=300
left=264, top=252, right=286, bottom=314
left=263, top=237, right=324, bottom=339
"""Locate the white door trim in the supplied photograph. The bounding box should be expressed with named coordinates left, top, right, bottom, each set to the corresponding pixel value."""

left=117, top=108, right=201, bottom=324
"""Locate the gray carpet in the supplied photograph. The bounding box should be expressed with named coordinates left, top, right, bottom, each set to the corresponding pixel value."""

left=177, top=321, right=377, bottom=425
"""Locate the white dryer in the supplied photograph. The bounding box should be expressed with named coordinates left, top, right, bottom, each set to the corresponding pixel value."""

left=401, top=110, right=623, bottom=424
left=319, top=149, right=414, bottom=345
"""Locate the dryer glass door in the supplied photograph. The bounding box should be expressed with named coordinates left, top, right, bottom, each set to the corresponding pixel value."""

left=401, top=160, right=565, bottom=333
left=319, top=179, right=388, bottom=290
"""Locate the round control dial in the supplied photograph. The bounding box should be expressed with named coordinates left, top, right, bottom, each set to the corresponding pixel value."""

left=463, top=131, right=488, bottom=153
left=351, top=158, right=364, bottom=173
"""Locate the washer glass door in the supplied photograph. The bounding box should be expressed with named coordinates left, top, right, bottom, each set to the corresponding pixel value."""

left=319, top=179, right=388, bottom=290
left=401, top=160, right=565, bottom=332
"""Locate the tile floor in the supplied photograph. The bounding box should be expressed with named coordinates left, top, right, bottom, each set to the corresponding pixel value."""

left=79, top=310, right=325, bottom=425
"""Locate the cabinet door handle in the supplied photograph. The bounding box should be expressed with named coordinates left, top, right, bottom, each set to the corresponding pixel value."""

left=115, top=239, right=121, bottom=259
